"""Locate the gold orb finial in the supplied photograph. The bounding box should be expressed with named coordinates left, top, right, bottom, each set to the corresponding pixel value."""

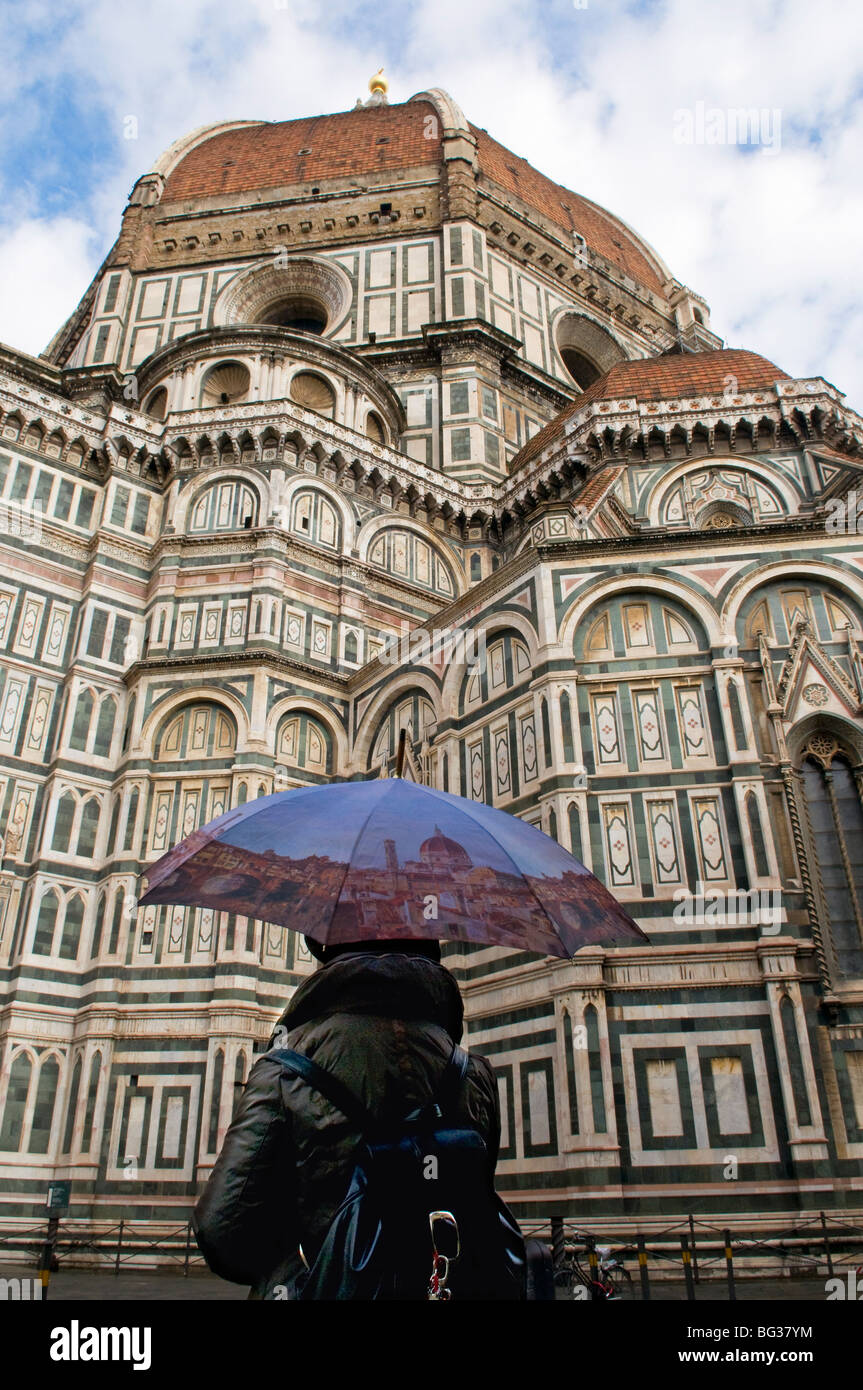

left=369, top=68, right=388, bottom=95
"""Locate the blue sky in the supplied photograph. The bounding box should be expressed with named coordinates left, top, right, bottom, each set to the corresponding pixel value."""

left=0, top=0, right=861, bottom=404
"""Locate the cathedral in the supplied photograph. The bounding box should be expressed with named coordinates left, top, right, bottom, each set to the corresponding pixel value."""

left=1, top=75, right=862, bottom=1251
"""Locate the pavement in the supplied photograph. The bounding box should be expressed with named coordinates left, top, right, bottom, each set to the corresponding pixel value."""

left=0, top=1263, right=836, bottom=1301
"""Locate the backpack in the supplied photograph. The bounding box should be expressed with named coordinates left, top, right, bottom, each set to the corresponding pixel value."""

left=273, top=1043, right=526, bottom=1301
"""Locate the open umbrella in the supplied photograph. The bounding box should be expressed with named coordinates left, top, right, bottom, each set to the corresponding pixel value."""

left=140, top=778, right=648, bottom=960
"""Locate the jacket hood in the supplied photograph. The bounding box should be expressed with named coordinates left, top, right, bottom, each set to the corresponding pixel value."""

left=274, top=951, right=464, bottom=1042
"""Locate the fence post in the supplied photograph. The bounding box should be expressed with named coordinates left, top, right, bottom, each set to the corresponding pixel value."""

left=820, top=1211, right=834, bottom=1278
left=114, top=1219, right=124, bottom=1276
left=724, top=1229, right=736, bottom=1301
left=551, top=1217, right=565, bottom=1276
left=586, top=1234, right=599, bottom=1300
left=37, top=1214, right=60, bottom=1298
left=637, top=1234, right=650, bottom=1301
left=184, top=1221, right=192, bottom=1277
left=688, top=1213, right=700, bottom=1283
left=681, top=1235, right=696, bottom=1300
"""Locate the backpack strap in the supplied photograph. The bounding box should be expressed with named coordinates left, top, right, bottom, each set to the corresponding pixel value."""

left=273, top=1048, right=375, bottom=1133
left=273, top=1042, right=469, bottom=1132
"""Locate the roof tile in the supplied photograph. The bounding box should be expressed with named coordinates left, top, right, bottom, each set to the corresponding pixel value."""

left=511, top=348, right=789, bottom=470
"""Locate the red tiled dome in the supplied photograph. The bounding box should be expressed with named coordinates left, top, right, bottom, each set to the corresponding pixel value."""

left=511, top=348, right=790, bottom=469
left=160, top=98, right=666, bottom=294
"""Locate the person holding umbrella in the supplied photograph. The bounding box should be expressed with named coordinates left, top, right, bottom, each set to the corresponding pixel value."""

left=142, top=766, right=647, bottom=1299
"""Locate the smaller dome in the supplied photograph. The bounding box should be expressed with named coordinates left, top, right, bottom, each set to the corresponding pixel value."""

left=419, top=825, right=473, bottom=870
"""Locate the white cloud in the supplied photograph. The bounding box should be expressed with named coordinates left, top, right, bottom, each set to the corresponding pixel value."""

left=0, top=0, right=860, bottom=405
left=0, top=217, right=99, bottom=356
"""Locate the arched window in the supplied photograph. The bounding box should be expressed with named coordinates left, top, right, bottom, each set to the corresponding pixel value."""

left=560, top=691, right=574, bottom=761
left=76, top=799, right=101, bottom=858
left=277, top=711, right=332, bottom=778
left=91, top=890, right=106, bottom=959
left=94, top=697, right=116, bottom=757
left=289, top=488, right=341, bottom=549
left=107, top=797, right=121, bottom=857
left=584, top=1005, right=607, bottom=1133
left=59, top=895, right=84, bottom=960
left=33, top=890, right=60, bottom=954
left=62, top=1056, right=83, bottom=1153
left=233, top=1053, right=247, bottom=1119
left=562, top=1010, right=579, bottom=1135
left=122, top=789, right=139, bottom=853
left=52, top=792, right=77, bottom=853
left=70, top=691, right=94, bottom=751
left=0, top=1053, right=32, bottom=1150
left=29, top=1056, right=60, bottom=1153
left=470, top=554, right=481, bottom=582
left=365, top=411, right=386, bottom=444
left=289, top=372, right=336, bottom=418
left=367, top=528, right=456, bottom=597
left=80, top=1053, right=102, bottom=1152
left=157, top=704, right=236, bottom=762
left=344, top=631, right=358, bottom=663
left=189, top=479, right=257, bottom=533
left=728, top=680, right=748, bottom=750
left=200, top=361, right=250, bottom=408
left=540, top=698, right=552, bottom=768
left=780, top=994, right=812, bottom=1126
left=799, top=735, right=863, bottom=978
left=208, top=1050, right=224, bottom=1152
left=745, top=792, right=770, bottom=878
left=108, top=886, right=126, bottom=954
left=369, top=693, right=436, bottom=775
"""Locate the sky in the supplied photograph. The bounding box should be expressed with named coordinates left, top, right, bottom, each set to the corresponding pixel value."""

left=0, top=0, right=861, bottom=405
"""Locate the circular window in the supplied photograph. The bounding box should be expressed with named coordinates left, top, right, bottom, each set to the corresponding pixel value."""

left=365, top=411, right=385, bottom=444
left=560, top=349, right=602, bottom=390
left=200, top=361, right=251, bottom=408
left=259, top=294, right=328, bottom=334
left=290, top=372, right=336, bottom=418
left=145, top=386, right=168, bottom=420
left=216, top=258, right=352, bottom=336
left=555, top=313, right=624, bottom=391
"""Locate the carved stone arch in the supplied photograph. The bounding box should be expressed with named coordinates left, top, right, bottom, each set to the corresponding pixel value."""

left=356, top=515, right=465, bottom=592
left=648, top=456, right=802, bottom=528
left=279, top=476, right=355, bottom=550
left=137, top=687, right=251, bottom=757
left=264, top=696, right=349, bottom=769
left=696, top=499, right=754, bottom=530
left=560, top=574, right=722, bottom=652
left=213, top=255, right=354, bottom=337
left=353, top=674, right=442, bottom=772
left=440, top=612, right=541, bottom=716
left=174, top=469, right=266, bottom=533
left=723, top=560, right=863, bottom=639
left=786, top=711, right=863, bottom=770
left=286, top=365, right=341, bottom=421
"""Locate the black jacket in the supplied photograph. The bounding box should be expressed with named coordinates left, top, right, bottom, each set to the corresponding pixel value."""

left=192, top=951, right=500, bottom=1297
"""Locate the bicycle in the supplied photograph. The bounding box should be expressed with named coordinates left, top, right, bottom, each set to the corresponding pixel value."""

left=555, top=1240, right=634, bottom=1300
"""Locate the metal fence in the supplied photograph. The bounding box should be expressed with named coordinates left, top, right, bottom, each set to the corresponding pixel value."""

left=0, top=1218, right=205, bottom=1275
left=1, top=1209, right=862, bottom=1296
left=522, top=1212, right=863, bottom=1299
